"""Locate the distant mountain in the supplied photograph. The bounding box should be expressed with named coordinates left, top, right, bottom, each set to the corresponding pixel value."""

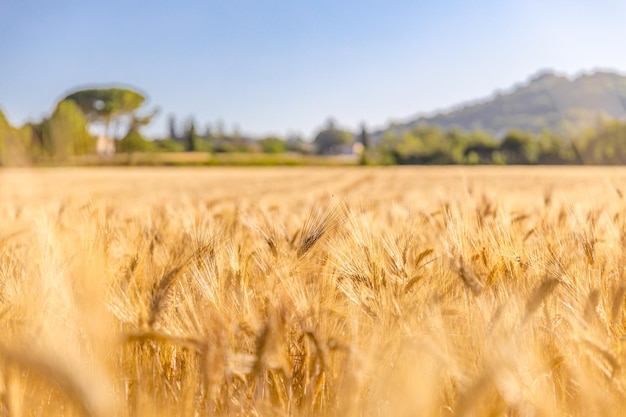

left=380, top=70, right=626, bottom=139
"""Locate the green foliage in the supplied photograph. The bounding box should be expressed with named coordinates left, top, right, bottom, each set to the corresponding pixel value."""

left=380, top=126, right=468, bottom=164
left=0, top=110, right=25, bottom=165
left=499, top=130, right=538, bottom=164
left=153, top=139, right=186, bottom=152
left=580, top=120, right=626, bottom=164
left=313, top=121, right=354, bottom=155
left=38, top=100, right=95, bottom=161
left=118, top=129, right=154, bottom=153
left=0, top=116, right=43, bottom=163
left=183, top=121, right=199, bottom=152
left=20, top=123, right=45, bottom=158
left=192, top=138, right=213, bottom=152
left=0, top=110, right=11, bottom=160
left=0, top=110, right=45, bottom=165
left=377, top=125, right=573, bottom=165
left=65, top=87, right=145, bottom=124
left=461, top=131, right=498, bottom=164
left=356, top=124, right=370, bottom=165
left=378, top=123, right=585, bottom=166
left=167, top=115, right=179, bottom=141
left=258, top=137, right=287, bottom=153
left=357, top=124, right=370, bottom=149
left=64, top=87, right=150, bottom=142
left=536, top=131, right=577, bottom=164
left=167, top=117, right=213, bottom=152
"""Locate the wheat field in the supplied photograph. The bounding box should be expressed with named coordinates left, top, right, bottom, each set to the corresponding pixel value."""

left=1, top=166, right=626, bottom=417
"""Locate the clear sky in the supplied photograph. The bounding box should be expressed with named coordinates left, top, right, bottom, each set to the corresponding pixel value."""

left=1, top=0, right=626, bottom=138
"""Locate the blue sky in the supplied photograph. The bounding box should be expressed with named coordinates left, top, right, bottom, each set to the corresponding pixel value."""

left=1, top=0, right=626, bottom=138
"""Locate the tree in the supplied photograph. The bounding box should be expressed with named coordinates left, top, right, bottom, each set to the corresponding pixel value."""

left=313, top=119, right=354, bottom=155
left=64, top=87, right=150, bottom=142
left=183, top=120, right=199, bottom=152
left=168, top=114, right=179, bottom=141
left=536, top=131, right=577, bottom=164
left=36, top=100, right=95, bottom=161
left=580, top=120, right=626, bottom=164
left=500, top=130, right=537, bottom=164
left=461, top=130, right=499, bottom=164
left=118, top=129, right=154, bottom=153
left=378, top=125, right=456, bottom=164
left=152, top=138, right=185, bottom=152
left=357, top=123, right=370, bottom=149
left=259, top=137, right=287, bottom=153
left=0, top=109, right=32, bottom=165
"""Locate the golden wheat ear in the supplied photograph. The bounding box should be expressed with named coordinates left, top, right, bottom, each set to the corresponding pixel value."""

left=296, top=201, right=344, bottom=258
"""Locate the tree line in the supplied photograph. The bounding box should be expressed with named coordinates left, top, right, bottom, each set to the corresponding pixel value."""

left=1, top=86, right=626, bottom=165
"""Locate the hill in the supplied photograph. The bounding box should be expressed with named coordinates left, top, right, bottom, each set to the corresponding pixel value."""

left=380, top=70, right=626, bottom=139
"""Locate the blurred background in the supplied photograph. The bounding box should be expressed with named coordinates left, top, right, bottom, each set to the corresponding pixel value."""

left=1, top=0, right=626, bottom=165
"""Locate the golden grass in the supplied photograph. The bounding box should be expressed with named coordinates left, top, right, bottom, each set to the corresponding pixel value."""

left=1, top=166, right=626, bottom=416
